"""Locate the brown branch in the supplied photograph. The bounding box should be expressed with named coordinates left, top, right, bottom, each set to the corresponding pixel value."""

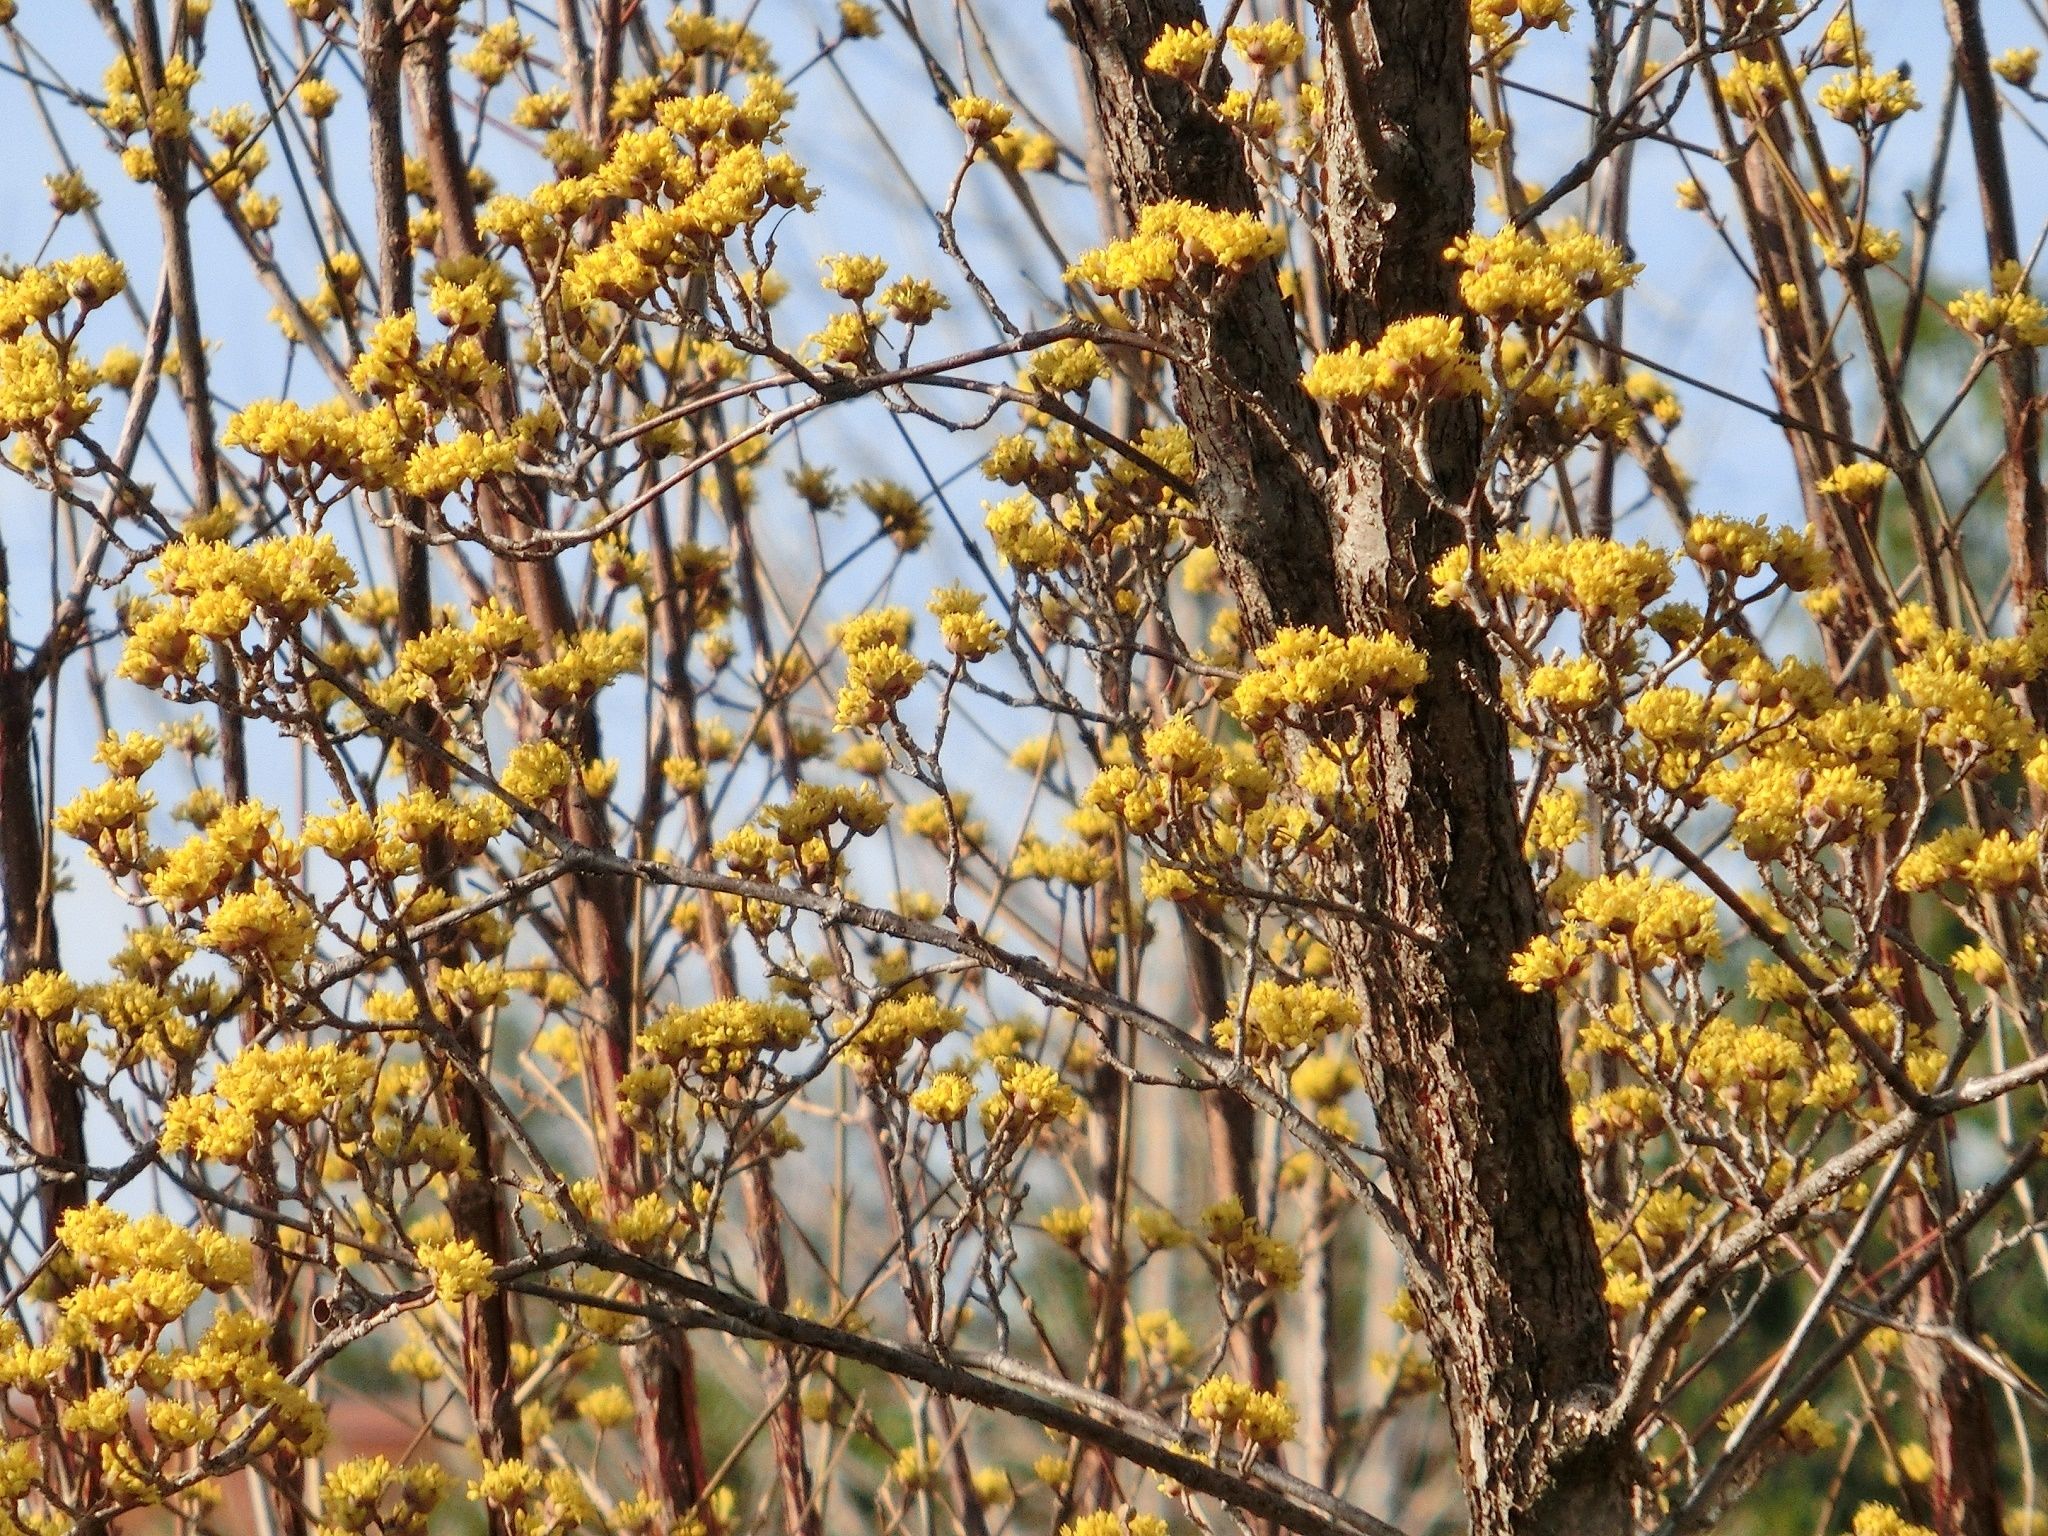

left=1944, top=0, right=2048, bottom=728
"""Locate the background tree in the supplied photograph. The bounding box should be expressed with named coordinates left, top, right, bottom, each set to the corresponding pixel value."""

left=1, top=3, right=2046, bottom=1536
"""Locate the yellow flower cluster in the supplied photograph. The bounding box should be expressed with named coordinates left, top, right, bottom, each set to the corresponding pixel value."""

left=1226, top=21, right=1305, bottom=74
left=841, top=992, right=963, bottom=1073
left=58, top=1206, right=253, bottom=1346
left=1067, top=200, right=1286, bottom=295
left=1701, top=745, right=1898, bottom=861
left=639, top=998, right=812, bottom=1083
left=519, top=625, right=644, bottom=710
left=1142, top=713, right=1223, bottom=788
left=981, top=1055, right=1083, bottom=1134
left=146, top=799, right=296, bottom=911
left=1487, top=338, right=1635, bottom=447
left=1683, top=514, right=1829, bottom=586
left=761, top=782, right=890, bottom=848
left=1703, top=1392, right=1835, bottom=1458
left=1219, top=90, right=1283, bottom=138
left=1992, top=47, right=2040, bottom=87
left=83, top=973, right=204, bottom=1067
left=1203, top=1195, right=1302, bottom=1290
left=0, top=254, right=125, bottom=341
left=1718, top=56, right=1805, bottom=120
left=118, top=533, right=356, bottom=689
left=1021, top=337, right=1107, bottom=397
left=53, top=778, right=156, bottom=869
left=1229, top=626, right=1430, bottom=730
left=162, top=1041, right=374, bottom=1163
left=306, top=789, right=512, bottom=872
left=985, top=493, right=1080, bottom=573
left=1526, top=786, right=1590, bottom=855
left=821, top=252, right=887, bottom=301
left=477, top=95, right=813, bottom=323
left=929, top=586, right=1005, bottom=660
left=1895, top=827, right=2041, bottom=896
left=1303, top=316, right=1483, bottom=406
left=0, top=968, right=78, bottom=1027
left=417, top=1238, right=498, bottom=1306
left=43, top=1204, right=326, bottom=1476
left=1686, top=1016, right=1811, bottom=1104
left=910, top=1070, right=977, bottom=1124
left=97, top=51, right=200, bottom=144
left=230, top=299, right=512, bottom=481
left=200, top=880, right=320, bottom=967
left=1, top=333, right=102, bottom=453
left=1011, top=834, right=1115, bottom=888
left=854, top=479, right=933, bottom=552
left=1143, top=22, right=1214, bottom=81
left=1088, top=712, right=1365, bottom=910
left=1819, top=14, right=1868, bottom=68
left=1291, top=1053, right=1363, bottom=1113
left=1187, top=1373, right=1299, bottom=1446
left=458, top=18, right=531, bottom=87
left=835, top=607, right=926, bottom=730
left=704, top=788, right=868, bottom=895
left=1213, top=979, right=1360, bottom=1059
left=1892, top=607, right=2046, bottom=769
left=1440, top=531, right=1675, bottom=622
left=402, top=430, right=520, bottom=502
left=1118, top=1317, right=1191, bottom=1388
left=0, top=254, right=126, bottom=450
left=1450, top=224, right=1639, bottom=331
left=1512, top=872, right=1720, bottom=990
left=1471, top=0, right=1573, bottom=49
left=949, top=95, right=1013, bottom=140
left=1524, top=657, right=1608, bottom=715
left=1948, top=259, right=2048, bottom=347
left=1851, top=1505, right=1935, bottom=1536
left=837, top=2, right=884, bottom=39
left=165, top=529, right=356, bottom=626
left=320, top=1456, right=450, bottom=1536
left=1624, top=369, right=1682, bottom=427
left=1062, top=1511, right=1170, bottom=1536
left=1815, top=222, right=1904, bottom=273
left=1815, top=461, right=1891, bottom=504
left=1817, top=69, right=1918, bottom=128
left=371, top=600, right=538, bottom=715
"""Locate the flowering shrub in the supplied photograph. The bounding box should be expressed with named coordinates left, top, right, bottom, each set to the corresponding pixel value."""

left=1, top=4, right=2045, bottom=1536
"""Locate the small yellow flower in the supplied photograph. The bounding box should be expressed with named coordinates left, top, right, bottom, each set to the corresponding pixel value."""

left=950, top=95, right=1012, bottom=141
left=1992, top=47, right=2039, bottom=88
left=1817, top=69, right=1918, bottom=128
left=418, top=1238, right=498, bottom=1306
left=297, top=77, right=341, bottom=119
left=1225, top=20, right=1304, bottom=74
left=821, top=253, right=888, bottom=301
left=1143, top=22, right=1214, bottom=82
left=1304, top=317, right=1482, bottom=405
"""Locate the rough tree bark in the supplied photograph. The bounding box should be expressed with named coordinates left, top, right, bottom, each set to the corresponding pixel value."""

left=1943, top=0, right=2048, bottom=720
left=1060, top=4, right=1629, bottom=1533
left=0, top=563, right=79, bottom=1242
left=0, top=551, right=101, bottom=1513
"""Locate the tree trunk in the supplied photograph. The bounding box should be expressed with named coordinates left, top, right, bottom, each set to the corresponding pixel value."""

left=1060, top=4, right=1627, bottom=1532
left=1898, top=1160, right=2005, bottom=1536
left=0, top=564, right=100, bottom=1510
